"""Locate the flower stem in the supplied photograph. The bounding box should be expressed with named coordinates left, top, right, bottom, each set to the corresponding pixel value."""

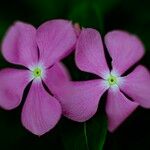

left=84, top=122, right=89, bottom=150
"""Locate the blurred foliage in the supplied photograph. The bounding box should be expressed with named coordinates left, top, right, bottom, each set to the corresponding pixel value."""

left=0, top=0, right=150, bottom=150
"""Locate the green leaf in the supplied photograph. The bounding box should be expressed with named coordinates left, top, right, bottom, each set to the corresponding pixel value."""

left=60, top=108, right=107, bottom=150
left=68, top=1, right=102, bottom=30
left=86, top=110, right=107, bottom=150
left=68, top=0, right=120, bottom=33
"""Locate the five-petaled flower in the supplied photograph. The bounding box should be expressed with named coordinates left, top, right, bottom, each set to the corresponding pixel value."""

left=56, top=29, right=150, bottom=132
left=0, top=20, right=76, bottom=135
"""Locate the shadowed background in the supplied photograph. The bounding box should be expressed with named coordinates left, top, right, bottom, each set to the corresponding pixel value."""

left=0, top=0, right=150, bottom=149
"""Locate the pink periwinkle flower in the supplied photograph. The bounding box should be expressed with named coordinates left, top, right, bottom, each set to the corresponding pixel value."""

left=0, top=20, right=76, bottom=135
left=56, top=28, right=150, bottom=132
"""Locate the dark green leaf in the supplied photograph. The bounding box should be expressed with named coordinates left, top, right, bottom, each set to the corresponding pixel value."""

left=86, top=109, right=107, bottom=150
left=60, top=108, right=107, bottom=150
left=68, top=1, right=102, bottom=30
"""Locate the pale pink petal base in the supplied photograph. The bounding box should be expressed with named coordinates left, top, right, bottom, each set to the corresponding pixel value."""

left=21, top=81, right=61, bottom=136
left=120, top=65, right=150, bottom=108
left=55, top=80, right=108, bottom=122
left=36, top=19, right=76, bottom=67
left=2, top=22, right=38, bottom=67
left=106, top=88, right=138, bottom=132
left=105, top=30, right=144, bottom=75
left=0, top=68, right=30, bottom=110
left=76, top=28, right=109, bottom=78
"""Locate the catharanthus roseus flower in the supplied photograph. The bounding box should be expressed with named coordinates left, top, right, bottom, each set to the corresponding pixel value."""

left=56, top=29, right=150, bottom=132
left=0, top=20, right=76, bottom=135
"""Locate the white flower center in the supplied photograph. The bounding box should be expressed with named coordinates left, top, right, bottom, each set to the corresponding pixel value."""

left=103, top=71, right=123, bottom=91
left=29, top=64, right=46, bottom=82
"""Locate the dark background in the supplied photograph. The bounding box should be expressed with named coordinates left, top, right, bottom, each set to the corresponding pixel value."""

left=0, top=0, right=150, bottom=149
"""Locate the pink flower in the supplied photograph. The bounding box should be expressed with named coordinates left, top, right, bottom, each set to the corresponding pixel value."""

left=0, top=20, right=76, bottom=135
left=56, top=29, right=150, bottom=132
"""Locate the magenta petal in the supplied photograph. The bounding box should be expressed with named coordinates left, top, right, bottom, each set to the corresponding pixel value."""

left=105, top=30, right=145, bottom=75
left=76, top=28, right=109, bottom=78
left=21, top=81, right=62, bottom=136
left=43, top=62, right=70, bottom=94
left=55, top=80, right=108, bottom=122
left=2, top=21, right=38, bottom=67
left=106, top=89, right=138, bottom=132
left=120, top=65, right=150, bottom=108
left=36, top=19, right=77, bottom=67
left=0, top=68, right=30, bottom=110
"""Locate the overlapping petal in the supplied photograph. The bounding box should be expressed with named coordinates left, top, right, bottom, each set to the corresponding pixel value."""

left=76, top=28, right=109, bottom=78
left=106, top=88, right=138, bottom=132
left=21, top=81, right=62, bottom=136
left=105, top=30, right=145, bottom=75
left=55, top=80, right=108, bottom=122
left=36, top=19, right=77, bottom=67
left=2, top=22, right=38, bottom=67
left=120, top=65, right=150, bottom=108
left=43, top=62, right=70, bottom=94
left=0, top=68, right=30, bottom=110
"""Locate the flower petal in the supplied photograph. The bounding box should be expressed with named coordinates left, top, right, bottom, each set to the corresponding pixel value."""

left=76, top=28, right=109, bottom=78
left=105, top=30, right=145, bottom=75
left=36, top=19, right=77, bottom=67
left=120, top=65, right=150, bottom=108
left=21, top=81, right=62, bottom=136
left=0, top=68, right=30, bottom=110
left=2, top=21, right=38, bottom=67
left=106, top=88, right=138, bottom=132
left=55, top=80, right=108, bottom=122
left=43, top=62, right=70, bottom=94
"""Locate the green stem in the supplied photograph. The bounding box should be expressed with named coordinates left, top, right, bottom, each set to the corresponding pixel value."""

left=84, top=122, right=89, bottom=150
